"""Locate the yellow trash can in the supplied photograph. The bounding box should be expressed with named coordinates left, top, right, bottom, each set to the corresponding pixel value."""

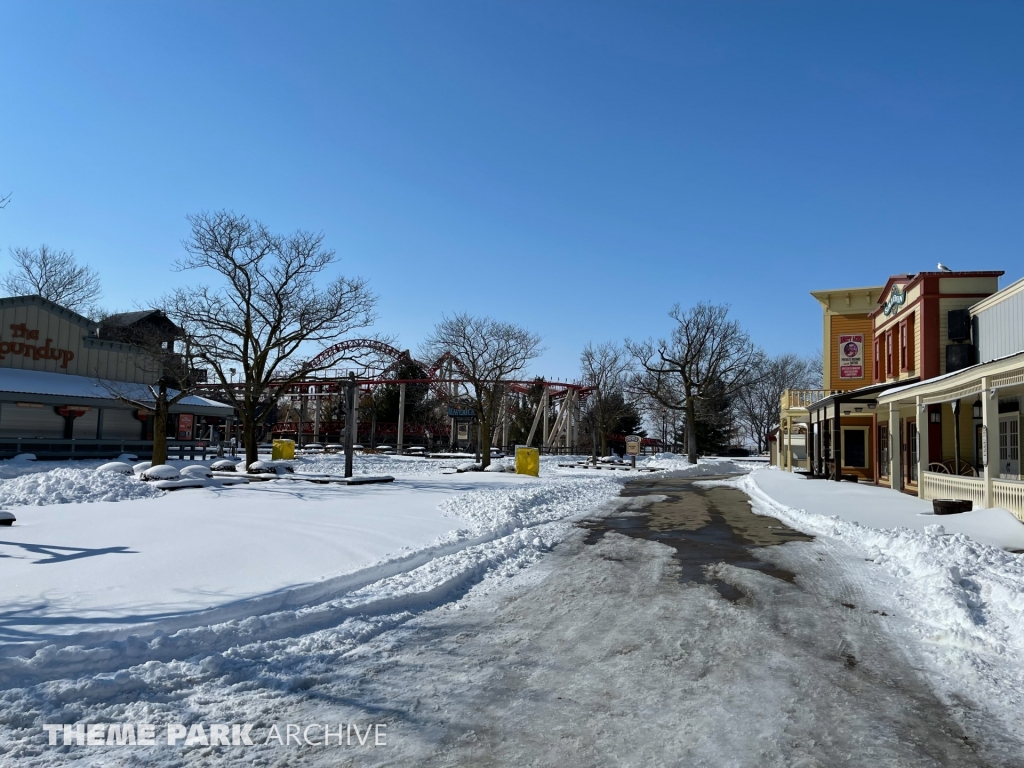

left=515, top=446, right=540, bottom=477
left=272, top=439, right=295, bottom=460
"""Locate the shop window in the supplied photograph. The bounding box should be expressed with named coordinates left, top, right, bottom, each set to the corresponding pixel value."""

left=885, top=333, right=893, bottom=377
left=877, top=423, right=889, bottom=476
left=907, top=314, right=916, bottom=372
left=899, top=322, right=908, bottom=372
left=908, top=423, right=918, bottom=483
left=874, top=338, right=881, bottom=382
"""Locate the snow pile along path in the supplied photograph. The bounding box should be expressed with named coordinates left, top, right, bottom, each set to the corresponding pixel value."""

left=731, top=470, right=1024, bottom=740
left=0, top=467, right=163, bottom=507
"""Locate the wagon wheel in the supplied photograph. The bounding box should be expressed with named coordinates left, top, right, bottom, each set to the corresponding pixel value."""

left=956, top=461, right=978, bottom=477
left=927, top=462, right=950, bottom=474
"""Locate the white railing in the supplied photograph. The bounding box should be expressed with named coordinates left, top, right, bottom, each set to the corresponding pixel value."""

left=921, top=471, right=985, bottom=506
left=782, top=389, right=839, bottom=410
left=992, top=479, right=1024, bottom=522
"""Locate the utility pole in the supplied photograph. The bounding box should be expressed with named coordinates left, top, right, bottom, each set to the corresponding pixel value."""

left=344, top=372, right=355, bottom=478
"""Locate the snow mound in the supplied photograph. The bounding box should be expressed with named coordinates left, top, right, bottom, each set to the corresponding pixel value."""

left=456, top=461, right=481, bottom=473
left=0, top=468, right=163, bottom=507
left=117, top=453, right=138, bottom=462
left=12, top=453, right=36, bottom=462
left=210, top=459, right=238, bottom=471
left=180, top=465, right=213, bottom=479
left=132, top=461, right=152, bottom=474
left=96, top=462, right=134, bottom=475
left=141, top=465, right=181, bottom=481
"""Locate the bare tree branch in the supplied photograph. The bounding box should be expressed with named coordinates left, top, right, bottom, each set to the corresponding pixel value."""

left=419, top=313, right=543, bottom=468
left=163, top=210, right=377, bottom=466
left=3, top=245, right=102, bottom=314
left=626, top=303, right=757, bottom=464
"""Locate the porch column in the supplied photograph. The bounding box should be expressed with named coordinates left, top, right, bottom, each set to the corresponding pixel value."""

left=832, top=402, right=843, bottom=481
left=889, top=402, right=902, bottom=492
left=981, top=376, right=997, bottom=508
left=916, top=395, right=928, bottom=498
left=786, top=417, right=794, bottom=473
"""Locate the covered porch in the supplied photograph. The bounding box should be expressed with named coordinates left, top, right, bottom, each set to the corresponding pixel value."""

left=806, top=382, right=903, bottom=483
left=877, top=352, right=1024, bottom=521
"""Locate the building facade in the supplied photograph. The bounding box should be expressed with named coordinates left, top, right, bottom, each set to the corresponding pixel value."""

left=0, top=295, right=232, bottom=458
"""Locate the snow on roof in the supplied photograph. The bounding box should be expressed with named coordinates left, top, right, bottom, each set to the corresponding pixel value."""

left=0, top=367, right=232, bottom=413
left=879, top=348, right=1024, bottom=401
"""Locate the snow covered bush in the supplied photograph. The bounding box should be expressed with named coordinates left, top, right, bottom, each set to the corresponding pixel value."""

left=133, top=461, right=153, bottom=474
left=180, top=465, right=213, bottom=479
left=96, top=462, right=134, bottom=475
left=248, top=460, right=293, bottom=474
left=210, top=459, right=238, bottom=472
left=0, top=467, right=162, bottom=507
left=141, top=465, right=181, bottom=481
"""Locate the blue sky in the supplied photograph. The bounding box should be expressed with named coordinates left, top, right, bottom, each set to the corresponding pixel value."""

left=1, top=1, right=1021, bottom=380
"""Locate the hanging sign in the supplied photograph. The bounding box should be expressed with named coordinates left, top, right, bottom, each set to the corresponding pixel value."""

left=839, top=335, right=864, bottom=379
left=882, top=285, right=906, bottom=316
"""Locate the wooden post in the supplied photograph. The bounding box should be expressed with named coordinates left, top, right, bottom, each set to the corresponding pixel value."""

left=916, top=395, right=928, bottom=497
left=541, top=388, right=550, bottom=447
left=952, top=399, right=962, bottom=477
left=344, top=373, right=355, bottom=478
left=501, top=394, right=509, bottom=450
left=397, top=382, right=406, bottom=455
left=313, top=385, right=321, bottom=445
left=889, top=402, right=902, bottom=492
left=833, top=401, right=843, bottom=481
left=981, top=377, right=997, bottom=508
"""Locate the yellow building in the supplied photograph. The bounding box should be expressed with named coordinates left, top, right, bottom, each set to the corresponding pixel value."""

left=775, top=284, right=882, bottom=473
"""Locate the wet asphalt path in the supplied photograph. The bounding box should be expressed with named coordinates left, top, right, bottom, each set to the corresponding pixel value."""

left=296, top=473, right=1014, bottom=767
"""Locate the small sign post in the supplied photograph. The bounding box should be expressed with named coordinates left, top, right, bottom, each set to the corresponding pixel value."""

left=625, top=435, right=641, bottom=468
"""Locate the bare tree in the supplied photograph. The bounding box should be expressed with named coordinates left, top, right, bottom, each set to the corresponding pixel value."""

left=421, top=314, right=542, bottom=468
left=626, top=303, right=757, bottom=465
left=735, top=352, right=818, bottom=454
left=0, top=192, right=10, bottom=210
left=164, top=211, right=377, bottom=467
left=807, top=348, right=824, bottom=389
left=97, top=310, right=205, bottom=465
left=3, top=245, right=102, bottom=314
left=579, top=341, right=633, bottom=455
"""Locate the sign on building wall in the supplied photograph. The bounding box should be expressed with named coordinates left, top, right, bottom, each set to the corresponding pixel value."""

left=839, top=334, right=864, bottom=379
left=177, top=414, right=194, bottom=441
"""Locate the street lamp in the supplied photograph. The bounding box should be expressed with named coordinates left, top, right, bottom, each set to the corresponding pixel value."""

left=972, top=398, right=982, bottom=420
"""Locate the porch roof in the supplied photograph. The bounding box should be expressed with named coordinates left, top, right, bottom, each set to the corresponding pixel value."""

left=877, top=349, right=1024, bottom=407
left=807, top=380, right=915, bottom=415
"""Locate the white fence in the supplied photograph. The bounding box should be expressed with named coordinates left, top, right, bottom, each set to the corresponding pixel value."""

left=993, top=479, right=1024, bottom=522
left=921, top=472, right=985, bottom=506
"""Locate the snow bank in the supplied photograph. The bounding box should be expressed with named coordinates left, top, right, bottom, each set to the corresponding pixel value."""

left=728, top=470, right=1024, bottom=740
left=0, top=467, right=163, bottom=507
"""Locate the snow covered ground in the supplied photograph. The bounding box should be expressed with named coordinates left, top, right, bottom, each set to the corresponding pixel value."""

left=3, top=454, right=1023, bottom=765
left=706, top=469, right=1024, bottom=758
left=0, top=453, right=721, bottom=681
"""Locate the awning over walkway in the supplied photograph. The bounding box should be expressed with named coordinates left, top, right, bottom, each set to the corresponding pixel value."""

left=878, top=350, right=1024, bottom=407
left=0, top=367, right=234, bottom=417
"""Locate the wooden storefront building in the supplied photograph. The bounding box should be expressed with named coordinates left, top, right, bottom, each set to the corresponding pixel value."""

left=0, top=295, right=233, bottom=459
